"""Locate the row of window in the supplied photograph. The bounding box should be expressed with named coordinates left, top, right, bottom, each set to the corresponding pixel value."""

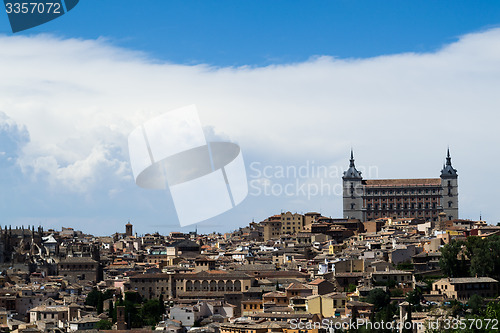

left=242, top=303, right=263, bottom=309
left=366, top=212, right=440, bottom=221
left=456, top=283, right=494, bottom=290
left=365, top=196, right=439, bottom=202
left=134, top=279, right=169, bottom=283
left=377, top=275, right=409, bottom=281
left=366, top=188, right=439, bottom=195
left=59, top=264, right=95, bottom=270
left=366, top=203, right=439, bottom=210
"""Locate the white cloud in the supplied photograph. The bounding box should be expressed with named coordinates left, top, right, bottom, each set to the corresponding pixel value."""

left=0, top=29, right=500, bottom=229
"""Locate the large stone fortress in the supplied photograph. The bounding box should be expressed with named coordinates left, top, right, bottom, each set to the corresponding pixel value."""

left=343, top=149, right=458, bottom=222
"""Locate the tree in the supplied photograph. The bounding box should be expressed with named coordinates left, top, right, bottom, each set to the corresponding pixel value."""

left=123, top=299, right=142, bottom=328
left=390, top=289, right=404, bottom=297
left=373, top=301, right=398, bottom=332
left=438, top=235, right=500, bottom=279
left=159, top=294, right=165, bottom=315
left=124, top=291, right=142, bottom=304
left=406, top=287, right=422, bottom=305
left=439, top=239, right=467, bottom=277
left=347, top=284, right=357, bottom=292
left=96, top=293, right=104, bottom=314
left=86, top=288, right=101, bottom=307
left=406, top=287, right=423, bottom=311
left=96, top=319, right=112, bottom=330
left=108, top=300, right=115, bottom=323
left=366, top=288, right=390, bottom=312
left=467, top=235, right=500, bottom=278
left=140, top=299, right=163, bottom=326
left=426, top=301, right=500, bottom=333
left=448, top=299, right=464, bottom=317
left=396, top=261, right=414, bottom=271
left=467, top=294, right=483, bottom=315
left=86, top=288, right=114, bottom=314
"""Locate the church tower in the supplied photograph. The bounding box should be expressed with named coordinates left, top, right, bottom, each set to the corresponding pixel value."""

left=440, top=148, right=458, bottom=221
left=125, top=222, right=133, bottom=237
left=343, top=149, right=364, bottom=221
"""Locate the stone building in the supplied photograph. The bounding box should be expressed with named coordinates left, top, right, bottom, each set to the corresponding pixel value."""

left=431, top=277, right=499, bottom=300
left=125, top=222, right=133, bottom=237
left=127, top=273, right=175, bottom=300
left=262, top=217, right=281, bottom=241
left=0, top=226, right=44, bottom=263
left=343, top=149, right=458, bottom=222
left=280, top=212, right=304, bottom=234
left=57, top=257, right=98, bottom=283
left=175, top=271, right=255, bottom=295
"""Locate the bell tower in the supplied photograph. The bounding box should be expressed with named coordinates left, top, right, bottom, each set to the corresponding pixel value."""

left=343, top=149, right=364, bottom=221
left=125, top=222, right=133, bottom=237
left=440, top=148, right=458, bottom=221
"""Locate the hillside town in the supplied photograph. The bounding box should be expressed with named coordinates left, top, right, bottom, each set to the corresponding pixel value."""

left=0, top=151, right=499, bottom=333
left=0, top=211, right=499, bottom=333
left=3, top=0, right=500, bottom=331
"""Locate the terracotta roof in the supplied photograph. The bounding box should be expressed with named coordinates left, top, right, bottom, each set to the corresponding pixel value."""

left=176, top=270, right=252, bottom=279
left=308, top=278, right=326, bottom=285
left=346, top=300, right=374, bottom=307
left=59, top=257, right=97, bottom=263
left=364, top=178, right=441, bottom=186
left=129, top=273, right=172, bottom=279
left=286, top=282, right=310, bottom=290
left=249, top=313, right=316, bottom=319
left=176, top=291, right=240, bottom=297
left=436, top=277, right=498, bottom=284
left=263, top=291, right=287, bottom=298
left=322, top=292, right=347, bottom=299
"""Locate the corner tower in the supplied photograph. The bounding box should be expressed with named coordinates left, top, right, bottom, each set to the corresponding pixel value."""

left=440, top=148, right=458, bottom=220
left=342, top=149, right=364, bottom=220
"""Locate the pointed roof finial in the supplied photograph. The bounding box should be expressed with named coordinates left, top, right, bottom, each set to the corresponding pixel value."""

left=343, top=148, right=362, bottom=180
left=441, top=147, right=458, bottom=178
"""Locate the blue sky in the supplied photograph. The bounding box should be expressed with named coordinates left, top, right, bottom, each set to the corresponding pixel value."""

left=2, top=1, right=500, bottom=66
left=1, top=1, right=500, bottom=236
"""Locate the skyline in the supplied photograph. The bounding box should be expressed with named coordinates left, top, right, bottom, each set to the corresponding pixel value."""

left=1, top=2, right=500, bottom=235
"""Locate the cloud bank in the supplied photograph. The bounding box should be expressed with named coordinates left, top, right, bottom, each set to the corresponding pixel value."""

left=0, top=28, right=499, bottom=234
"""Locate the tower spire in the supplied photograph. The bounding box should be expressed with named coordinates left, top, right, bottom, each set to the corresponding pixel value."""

left=343, top=149, right=362, bottom=180
left=446, top=147, right=452, bottom=166
left=441, top=148, right=457, bottom=178
left=350, top=148, right=355, bottom=167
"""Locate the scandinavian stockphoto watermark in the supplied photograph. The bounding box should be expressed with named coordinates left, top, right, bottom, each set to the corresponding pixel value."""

left=249, top=161, right=379, bottom=199
left=127, top=106, right=377, bottom=226
left=128, top=105, right=248, bottom=227
left=3, top=0, right=79, bottom=33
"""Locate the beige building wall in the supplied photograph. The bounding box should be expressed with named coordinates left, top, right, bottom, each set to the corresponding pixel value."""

left=281, top=212, right=304, bottom=234
left=334, top=259, right=364, bottom=273
left=304, top=212, right=321, bottom=230
left=306, top=294, right=347, bottom=317
left=128, top=273, right=174, bottom=299
left=263, top=221, right=281, bottom=241
left=431, top=278, right=498, bottom=301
